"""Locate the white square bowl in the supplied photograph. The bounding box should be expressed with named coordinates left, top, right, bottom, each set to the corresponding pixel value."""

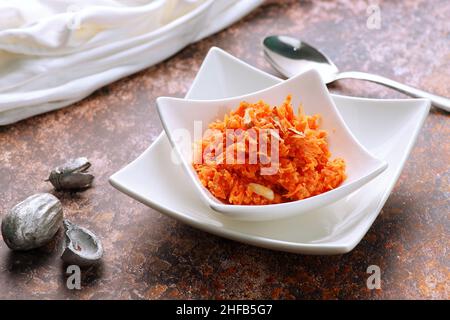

left=109, top=47, right=430, bottom=254
left=156, top=69, right=387, bottom=221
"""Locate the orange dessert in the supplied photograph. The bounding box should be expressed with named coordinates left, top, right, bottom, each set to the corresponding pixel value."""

left=193, top=95, right=346, bottom=205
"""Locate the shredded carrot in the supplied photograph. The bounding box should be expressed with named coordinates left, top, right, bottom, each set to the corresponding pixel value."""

left=193, top=95, right=346, bottom=205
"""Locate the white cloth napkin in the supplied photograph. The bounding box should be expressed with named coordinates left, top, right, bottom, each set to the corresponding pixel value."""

left=0, top=0, right=263, bottom=125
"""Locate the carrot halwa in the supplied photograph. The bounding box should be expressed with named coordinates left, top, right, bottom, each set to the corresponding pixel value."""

left=193, top=95, right=346, bottom=205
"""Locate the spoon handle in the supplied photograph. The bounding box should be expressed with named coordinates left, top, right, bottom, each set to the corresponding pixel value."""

left=335, top=71, right=450, bottom=112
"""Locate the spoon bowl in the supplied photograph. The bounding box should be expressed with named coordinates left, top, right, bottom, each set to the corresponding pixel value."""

left=263, top=35, right=338, bottom=82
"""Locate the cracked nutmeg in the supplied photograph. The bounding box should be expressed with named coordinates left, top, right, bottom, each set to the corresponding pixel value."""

left=47, top=157, right=94, bottom=191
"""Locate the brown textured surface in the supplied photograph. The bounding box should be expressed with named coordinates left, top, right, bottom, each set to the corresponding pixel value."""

left=0, top=0, right=449, bottom=299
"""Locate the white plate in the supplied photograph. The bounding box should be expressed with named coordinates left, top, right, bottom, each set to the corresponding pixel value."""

left=110, top=47, right=430, bottom=254
left=156, top=69, right=387, bottom=221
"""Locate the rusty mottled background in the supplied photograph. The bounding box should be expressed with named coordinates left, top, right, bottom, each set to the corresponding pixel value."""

left=0, top=0, right=449, bottom=299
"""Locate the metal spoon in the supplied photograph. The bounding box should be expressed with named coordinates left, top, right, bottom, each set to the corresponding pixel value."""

left=263, top=35, right=450, bottom=112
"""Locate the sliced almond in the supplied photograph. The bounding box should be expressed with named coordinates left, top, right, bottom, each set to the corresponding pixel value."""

left=248, top=183, right=275, bottom=201
left=243, top=108, right=253, bottom=127
left=288, top=127, right=305, bottom=137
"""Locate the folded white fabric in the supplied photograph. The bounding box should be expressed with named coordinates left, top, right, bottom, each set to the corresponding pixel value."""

left=0, top=0, right=263, bottom=125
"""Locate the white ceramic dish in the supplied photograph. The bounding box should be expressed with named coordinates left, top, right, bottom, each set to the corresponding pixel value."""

left=109, top=47, right=430, bottom=254
left=156, top=69, right=387, bottom=221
